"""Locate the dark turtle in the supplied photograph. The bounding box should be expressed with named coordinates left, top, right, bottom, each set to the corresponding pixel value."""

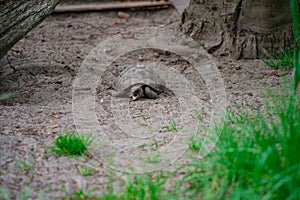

left=108, top=64, right=166, bottom=100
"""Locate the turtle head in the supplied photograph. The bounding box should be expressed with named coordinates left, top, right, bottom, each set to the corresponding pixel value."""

left=130, top=85, right=144, bottom=101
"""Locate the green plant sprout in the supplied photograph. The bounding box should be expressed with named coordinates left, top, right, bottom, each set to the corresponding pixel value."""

left=14, top=157, right=31, bottom=171
left=161, top=121, right=177, bottom=132
left=190, top=112, right=202, bottom=121
left=143, top=138, right=161, bottom=163
left=75, top=164, right=95, bottom=176
left=188, top=132, right=203, bottom=151
left=225, top=103, right=251, bottom=125
left=60, top=187, right=100, bottom=200
left=146, top=151, right=161, bottom=163
left=45, top=131, right=93, bottom=157
left=141, top=116, right=152, bottom=130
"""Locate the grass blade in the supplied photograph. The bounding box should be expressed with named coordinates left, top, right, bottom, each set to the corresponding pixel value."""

left=291, top=0, right=300, bottom=91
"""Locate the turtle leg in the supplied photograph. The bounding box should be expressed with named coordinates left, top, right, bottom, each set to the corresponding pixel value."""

left=144, top=86, right=158, bottom=99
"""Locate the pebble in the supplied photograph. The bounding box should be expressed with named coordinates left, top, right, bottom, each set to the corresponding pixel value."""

left=118, top=11, right=130, bottom=19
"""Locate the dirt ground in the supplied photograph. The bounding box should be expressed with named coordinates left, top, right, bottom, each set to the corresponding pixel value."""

left=0, top=3, right=292, bottom=199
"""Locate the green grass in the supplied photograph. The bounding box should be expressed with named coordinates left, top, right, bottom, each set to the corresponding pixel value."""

left=75, top=164, right=95, bottom=176
left=190, top=112, right=202, bottom=121
left=0, top=92, right=16, bottom=101
left=142, top=138, right=161, bottom=163
left=14, top=157, right=31, bottom=171
left=61, top=187, right=100, bottom=200
left=188, top=132, right=202, bottom=151
left=60, top=173, right=175, bottom=200
left=0, top=81, right=16, bottom=101
left=46, top=131, right=93, bottom=157
left=0, top=188, right=30, bottom=200
left=0, top=188, right=10, bottom=200
left=141, top=116, right=153, bottom=131
left=161, top=121, right=177, bottom=132
left=262, top=46, right=294, bottom=69
left=121, top=174, right=176, bottom=200
left=188, top=134, right=202, bottom=151
left=145, top=151, right=161, bottom=163
left=176, top=91, right=300, bottom=200
left=291, top=0, right=300, bottom=91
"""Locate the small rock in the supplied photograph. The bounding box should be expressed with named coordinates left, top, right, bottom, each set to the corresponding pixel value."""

left=247, top=92, right=253, bottom=96
left=235, top=65, right=242, bottom=70
left=114, top=20, right=124, bottom=25
left=118, top=11, right=130, bottom=19
left=180, top=65, right=187, bottom=73
left=138, top=55, right=144, bottom=61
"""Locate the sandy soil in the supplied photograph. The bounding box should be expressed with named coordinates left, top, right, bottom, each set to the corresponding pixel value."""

left=0, top=3, right=291, bottom=199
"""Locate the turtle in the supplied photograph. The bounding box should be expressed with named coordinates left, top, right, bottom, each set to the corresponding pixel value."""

left=108, top=64, right=166, bottom=100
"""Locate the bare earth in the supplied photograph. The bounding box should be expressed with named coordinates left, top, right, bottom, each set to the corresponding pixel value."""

left=0, top=4, right=291, bottom=199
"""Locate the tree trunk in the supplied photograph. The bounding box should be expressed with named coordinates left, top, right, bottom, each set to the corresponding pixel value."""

left=179, top=0, right=294, bottom=59
left=0, top=0, right=59, bottom=59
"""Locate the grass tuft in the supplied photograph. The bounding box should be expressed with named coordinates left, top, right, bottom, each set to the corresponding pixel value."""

left=46, top=131, right=93, bottom=157
left=188, top=131, right=205, bottom=151
left=262, top=46, right=294, bottom=69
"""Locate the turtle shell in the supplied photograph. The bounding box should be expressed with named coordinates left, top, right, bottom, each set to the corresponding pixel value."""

left=113, top=64, right=166, bottom=93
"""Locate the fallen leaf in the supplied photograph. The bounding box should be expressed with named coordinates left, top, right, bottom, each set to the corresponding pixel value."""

left=118, top=11, right=130, bottom=19
left=47, top=124, right=59, bottom=129
left=114, top=20, right=124, bottom=25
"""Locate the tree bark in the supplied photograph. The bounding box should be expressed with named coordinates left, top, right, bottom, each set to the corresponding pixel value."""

left=0, top=0, right=59, bottom=59
left=179, top=0, right=294, bottom=59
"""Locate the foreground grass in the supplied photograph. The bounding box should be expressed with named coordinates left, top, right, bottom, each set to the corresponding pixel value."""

left=62, top=174, right=176, bottom=200
left=177, top=91, right=300, bottom=200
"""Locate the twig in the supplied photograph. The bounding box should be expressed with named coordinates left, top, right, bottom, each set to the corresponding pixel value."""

left=54, top=1, right=171, bottom=13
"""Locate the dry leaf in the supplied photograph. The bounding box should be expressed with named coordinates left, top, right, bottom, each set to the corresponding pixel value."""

left=114, top=20, right=124, bottom=25
left=47, top=124, right=59, bottom=129
left=118, top=11, right=130, bottom=19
